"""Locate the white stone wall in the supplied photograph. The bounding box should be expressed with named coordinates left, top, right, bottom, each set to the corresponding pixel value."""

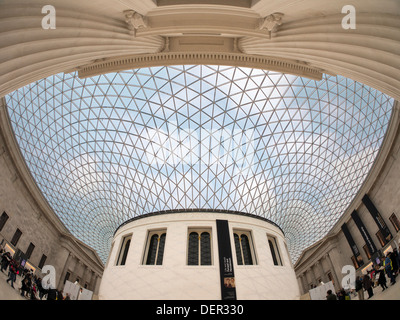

left=99, top=212, right=300, bottom=300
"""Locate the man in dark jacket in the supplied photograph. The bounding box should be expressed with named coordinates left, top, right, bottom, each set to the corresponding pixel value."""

left=46, top=288, right=57, bottom=300
left=363, top=273, right=374, bottom=299
left=391, top=248, right=399, bottom=275
left=355, top=276, right=364, bottom=300
left=1, top=252, right=11, bottom=272
left=326, top=290, right=337, bottom=300
left=6, top=260, right=19, bottom=289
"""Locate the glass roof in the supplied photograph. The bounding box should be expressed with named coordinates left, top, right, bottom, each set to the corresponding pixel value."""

left=5, top=65, right=394, bottom=263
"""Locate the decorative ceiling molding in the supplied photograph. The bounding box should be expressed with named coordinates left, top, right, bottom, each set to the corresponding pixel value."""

left=77, top=51, right=323, bottom=80
left=258, top=12, right=284, bottom=38
left=124, top=10, right=148, bottom=36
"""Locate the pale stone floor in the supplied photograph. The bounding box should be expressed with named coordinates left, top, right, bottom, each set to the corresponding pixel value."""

left=0, top=266, right=398, bottom=300
left=368, top=277, right=400, bottom=300
left=0, top=267, right=27, bottom=300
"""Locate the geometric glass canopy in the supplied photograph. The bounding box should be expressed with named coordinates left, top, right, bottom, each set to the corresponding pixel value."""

left=5, top=65, right=394, bottom=263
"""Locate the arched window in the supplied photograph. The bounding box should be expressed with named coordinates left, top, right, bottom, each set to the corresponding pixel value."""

left=241, top=234, right=253, bottom=265
left=233, top=230, right=255, bottom=265
left=188, top=232, right=199, bottom=265
left=234, top=233, right=243, bottom=265
left=187, top=229, right=212, bottom=265
left=268, top=235, right=283, bottom=266
left=200, top=232, right=212, bottom=265
left=145, top=231, right=167, bottom=265
left=116, top=235, right=131, bottom=266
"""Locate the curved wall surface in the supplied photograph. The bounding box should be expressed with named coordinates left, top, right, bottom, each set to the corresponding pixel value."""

left=99, top=211, right=300, bottom=300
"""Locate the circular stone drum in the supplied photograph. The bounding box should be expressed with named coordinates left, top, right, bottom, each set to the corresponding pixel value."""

left=99, top=210, right=300, bottom=300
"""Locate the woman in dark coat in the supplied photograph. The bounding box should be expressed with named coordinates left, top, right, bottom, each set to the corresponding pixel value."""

left=375, top=265, right=388, bottom=291
left=362, top=273, right=374, bottom=299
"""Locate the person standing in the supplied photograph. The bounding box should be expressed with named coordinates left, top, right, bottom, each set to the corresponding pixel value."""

left=20, top=273, right=32, bottom=298
left=355, top=276, right=364, bottom=300
left=326, top=290, right=337, bottom=300
left=391, top=248, right=399, bottom=275
left=1, top=252, right=11, bottom=273
left=363, top=273, right=374, bottom=299
left=384, top=254, right=396, bottom=285
left=375, top=265, right=388, bottom=291
left=6, top=260, right=19, bottom=289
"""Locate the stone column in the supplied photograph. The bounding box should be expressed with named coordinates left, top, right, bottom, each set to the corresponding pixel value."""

left=316, top=260, right=327, bottom=283
left=325, top=252, right=340, bottom=291
left=89, top=270, right=96, bottom=291
left=82, top=266, right=90, bottom=288
left=309, top=265, right=318, bottom=287
left=57, top=252, right=73, bottom=289
left=92, top=274, right=100, bottom=295
left=305, top=269, right=313, bottom=289
left=299, top=273, right=307, bottom=294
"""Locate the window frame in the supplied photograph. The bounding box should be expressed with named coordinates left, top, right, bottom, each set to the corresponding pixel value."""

left=389, top=213, right=400, bottom=232
left=187, top=228, right=213, bottom=266
left=0, top=212, right=9, bottom=232
left=26, top=242, right=35, bottom=260
left=143, top=229, right=167, bottom=266
left=376, top=230, right=386, bottom=247
left=115, top=234, right=132, bottom=266
left=38, top=254, right=47, bottom=269
left=232, top=229, right=257, bottom=266
left=11, top=228, right=22, bottom=246
left=267, top=235, right=283, bottom=266
left=363, top=244, right=372, bottom=260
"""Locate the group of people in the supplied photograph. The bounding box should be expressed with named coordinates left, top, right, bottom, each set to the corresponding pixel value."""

left=327, top=249, right=399, bottom=300
left=356, top=250, right=398, bottom=299
left=0, top=248, right=71, bottom=300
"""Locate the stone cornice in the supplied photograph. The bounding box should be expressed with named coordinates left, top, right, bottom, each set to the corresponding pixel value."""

left=77, top=51, right=323, bottom=80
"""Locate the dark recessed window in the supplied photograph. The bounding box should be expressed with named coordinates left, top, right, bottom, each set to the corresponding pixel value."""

left=116, top=235, right=131, bottom=266
left=26, top=242, right=35, bottom=259
left=233, top=230, right=255, bottom=265
left=268, top=235, right=283, bottom=266
left=389, top=213, right=400, bottom=232
left=144, top=231, right=166, bottom=265
left=38, top=254, right=47, bottom=269
left=187, top=229, right=212, bottom=265
left=11, top=228, right=22, bottom=246
left=0, top=212, right=9, bottom=232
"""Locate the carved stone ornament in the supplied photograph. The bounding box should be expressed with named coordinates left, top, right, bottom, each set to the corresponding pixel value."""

left=124, top=10, right=148, bottom=37
left=259, top=12, right=284, bottom=36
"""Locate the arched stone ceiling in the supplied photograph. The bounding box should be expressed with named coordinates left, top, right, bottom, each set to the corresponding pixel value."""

left=0, top=0, right=399, bottom=100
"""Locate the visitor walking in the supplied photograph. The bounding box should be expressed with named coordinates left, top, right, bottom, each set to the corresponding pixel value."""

left=375, top=265, right=388, bottom=291
left=6, top=260, right=19, bottom=289
left=0, top=251, right=11, bottom=273
left=355, top=276, right=364, bottom=300
left=363, top=273, right=374, bottom=299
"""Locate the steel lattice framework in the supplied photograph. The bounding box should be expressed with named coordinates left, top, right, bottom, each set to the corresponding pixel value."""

left=5, top=65, right=394, bottom=263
